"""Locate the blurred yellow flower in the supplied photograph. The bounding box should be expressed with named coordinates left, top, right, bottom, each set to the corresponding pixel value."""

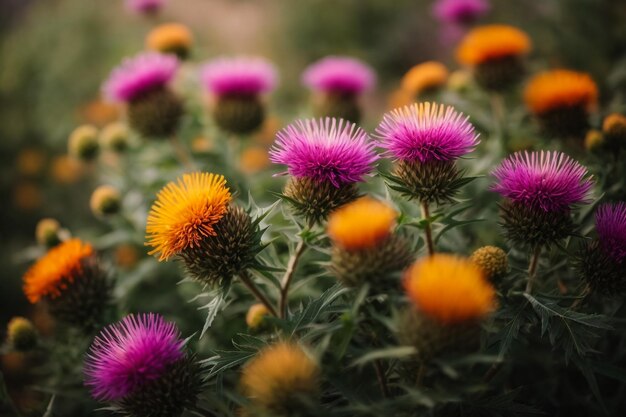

left=17, top=148, right=46, bottom=176
left=240, top=146, right=270, bottom=174
left=401, top=61, right=448, bottom=96
left=456, top=24, right=531, bottom=66
left=524, top=69, right=598, bottom=115
left=146, top=23, right=193, bottom=56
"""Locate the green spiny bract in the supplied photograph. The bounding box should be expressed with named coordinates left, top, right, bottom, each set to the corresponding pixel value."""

left=474, top=55, right=525, bottom=91
left=313, top=91, right=361, bottom=124
left=179, top=205, right=264, bottom=287
left=577, top=240, right=626, bottom=295
left=537, top=104, right=589, bottom=140
left=499, top=200, right=574, bottom=248
left=282, top=177, right=360, bottom=224
left=127, top=87, right=184, bottom=138
left=212, top=94, right=265, bottom=134
left=389, top=159, right=467, bottom=205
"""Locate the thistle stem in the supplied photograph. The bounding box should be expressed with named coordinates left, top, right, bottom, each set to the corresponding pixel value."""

left=525, top=247, right=541, bottom=294
left=490, top=92, right=507, bottom=154
left=420, top=201, right=435, bottom=256
left=416, top=363, right=426, bottom=386
left=239, top=270, right=278, bottom=317
left=374, top=359, right=390, bottom=398
left=279, top=220, right=314, bottom=318
left=170, top=136, right=194, bottom=169
left=570, top=284, right=592, bottom=310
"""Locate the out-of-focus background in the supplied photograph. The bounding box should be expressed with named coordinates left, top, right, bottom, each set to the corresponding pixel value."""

left=0, top=0, right=625, bottom=412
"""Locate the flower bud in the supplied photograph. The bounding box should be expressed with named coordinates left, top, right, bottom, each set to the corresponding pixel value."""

left=90, top=185, right=122, bottom=217
left=100, top=122, right=130, bottom=152
left=68, top=125, right=99, bottom=161
left=36, top=218, right=62, bottom=247
left=7, top=317, right=38, bottom=351
left=470, top=246, right=509, bottom=281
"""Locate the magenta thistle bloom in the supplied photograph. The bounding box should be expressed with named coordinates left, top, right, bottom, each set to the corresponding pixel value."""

left=103, top=52, right=178, bottom=102
left=125, top=0, right=164, bottom=14
left=432, top=0, right=490, bottom=24
left=269, top=118, right=378, bottom=187
left=492, top=151, right=593, bottom=212
left=302, top=56, right=376, bottom=95
left=376, top=102, right=479, bottom=163
left=84, top=313, right=185, bottom=401
left=200, top=56, right=278, bottom=97
left=596, top=202, right=626, bottom=262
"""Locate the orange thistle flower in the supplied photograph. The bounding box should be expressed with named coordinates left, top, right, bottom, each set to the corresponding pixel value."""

left=146, top=23, right=193, bottom=56
left=456, top=24, right=531, bottom=66
left=524, top=70, right=598, bottom=115
left=404, top=254, right=496, bottom=324
left=327, top=197, right=398, bottom=250
left=23, top=239, right=94, bottom=303
left=146, top=172, right=232, bottom=261
left=401, top=61, right=449, bottom=95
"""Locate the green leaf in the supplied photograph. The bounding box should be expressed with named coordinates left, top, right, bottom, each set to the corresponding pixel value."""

left=350, top=346, right=417, bottom=368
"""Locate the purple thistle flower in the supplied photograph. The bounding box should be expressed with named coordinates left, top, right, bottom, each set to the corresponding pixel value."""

left=125, top=0, right=164, bottom=14
left=595, top=202, right=626, bottom=262
left=200, top=56, right=278, bottom=97
left=376, top=102, right=479, bottom=163
left=492, top=151, right=593, bottom=213
left=302, top=56, right=376, bottom=95
left=103, top=52, right=178, bottom=102
left=432, top=0, right=490, bottom=25
left=269, top=118, right=378, bottom=187
left=84, top=313, right=185, bottom=402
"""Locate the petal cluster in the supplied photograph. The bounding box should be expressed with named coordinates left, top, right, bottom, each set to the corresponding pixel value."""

left=404, top=254, right=496, bottom=324
left=200, top=56, right=278, bottom=96
left=146, top=172, right=232, bottom=261
left=432, top=0, right=490, bottom=24
left=492, top=151, right=593, bottom=212
left=400, top=61, right=449, bottom=95
left=524, top=69, right=598, bottom=115
left=125, top=0, right=164, bottom=14
left=595, top=202, right=626, bottom=262
left=269, top=118, right=378, bottom=187
left=103, top=52, right=178, bottom=102
left=302, top=56, right=376, bottom=95
left=84, top=313, right=184, bottom=401
left=456, top=24, right=531, bottom=66
left=377, top=102, right=479, bottom=163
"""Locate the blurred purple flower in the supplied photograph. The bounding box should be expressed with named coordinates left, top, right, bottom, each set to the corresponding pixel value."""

left=125, top=0, right=164, bottom=14
left=200, top=56, right=278, bottom=97
left=492, top=151, right=593, bottom=212
left=103, top=52, right=178, bottom=102
left=269, top=118, right=378, bottom=187
left=302, top=56, right=376, bottom=95
left=84, top=313, right=185, bottom=401
left=376, top=102, right=479, bottom=163
left=432, top=0, right=490, bottom=25
left=595, top=202, right=626, bottom=262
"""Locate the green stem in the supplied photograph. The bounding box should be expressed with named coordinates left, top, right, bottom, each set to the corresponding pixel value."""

left=525, top=247, right=542, bottom=294
left=279, top=220, right=314, bottom=318
left=374, top=360, right=390, bottom=398
left=420, top=201, right=435, bottom=256
left=416, top=363, right=426, bottom=387
left=490, top=92, right=507, bottom=154
left=238, top=270, right=278, bottom=317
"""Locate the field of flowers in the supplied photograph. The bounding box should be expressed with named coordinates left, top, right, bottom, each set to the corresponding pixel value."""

left=1, top=0, right=626, bottom=416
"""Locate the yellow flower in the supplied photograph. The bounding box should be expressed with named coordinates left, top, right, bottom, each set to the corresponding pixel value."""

left=241, top=342, right=319, bottom=412
left=90, top=185, right=122, bottom=216
left=68, top=124, right=99, bottom=160
left=456, top=24, right=531, bottom=66
left=7, top=317, right=38, bottom=351
left=603, top=113, right=626, bottom=139
left=387, top=88, right=414, bottom=110
left=17, top=148, right=46, bottom=176
left=584, top=130, right=604, bottom=151
left=524, top=70, right=598, bottom=115
left=146, top=172, right=232, bottom=261
left=327, top=197, right=397, bottom=251
left=240, top=146, right=270, bottom=174
left=50, top=155, right=84, bottom=184
left=470, top=246, right=508, bottom=279
left=35, top=218, right=61, bottom=246
left=23, top=239, right=94, bottom=303
left=146, top=23, right=193, bottom=54
left=401, top=61, right=448, bottom=95
left=246, top=303, right=269, bottom=329
left=404, top=254, right=496, bottom=324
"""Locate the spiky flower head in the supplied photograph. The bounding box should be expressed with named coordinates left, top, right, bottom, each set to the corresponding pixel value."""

left=327, top=197, right=397, bottom=251
left=146, top=172, right=232, bottom=261
left=270, top=118, right=378, bottom=188
left=68, top=124, right=99, bottom=161
left=90, top=185, right=122, bottom=217
left=404, top=254, right=496, bottom=324
left=456, top=24, right=531, bottom=66
left=470, top=246, right=508, bottom=280
left=241, top=342, right=319, bottom=415
left=146, top=23, right=193, bottom=59
left=200, top=56, right=278, bottom=97
left=432, top=0, right=490, bottom=25
left=7, top=317, right=38, bottom=351
left=302, top=56, right=376, bottom=95
left=125, top=0, right=164, bottom=14
left=103, top=52, right=179, bottom=103
left=377, top=102, right=479, bottom=163
left=401, top=61, right=449, bottom=96
left=492, top=151, right=593, bottom=213
left=595, top=202, right=626, bottom=263
left=524, top=70, right=598, bottom=116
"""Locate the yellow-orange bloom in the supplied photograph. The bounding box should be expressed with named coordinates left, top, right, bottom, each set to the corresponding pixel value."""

left=240, top=146, right=270, bottom=174
left=23, top=239, right=94, bottom=303
left=456, top=24, right=531, bottom=66
left=404, top=254, right=496, bottom=324
left=327, top=197, right=397, bottom=250
left=146, top=172, right=232, bottom=261
left=241, top=342, right=319, bottom=410
left=603, top=113, right=626, bottom=137
left=246, top=303, right=269, bottom=329
left=401, top=61, right=449, bottom=95
left=524, top=70, right=598, bottom=115
left=146, top=23, right=193, bottom=53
